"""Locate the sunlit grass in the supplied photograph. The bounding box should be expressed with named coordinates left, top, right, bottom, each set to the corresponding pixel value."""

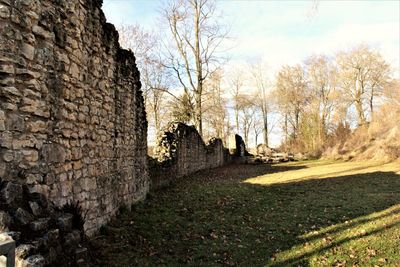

left=91, top=160, right=400, bottom=266
left=267, top=204, right=400, bottom=266
left=245, top=160, right=400, bottom=186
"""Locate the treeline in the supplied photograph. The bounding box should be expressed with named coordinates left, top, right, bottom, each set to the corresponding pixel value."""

left=117, top=0, right=398, bottom=156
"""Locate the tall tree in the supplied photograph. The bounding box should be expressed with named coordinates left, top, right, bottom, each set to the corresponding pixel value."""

left=336, top=44, right=391, bottom=125
left=237, top=94, right=256, bottom=146
left=305, top=54, right=339, bottom=146
left=275, top=65, right=309, bottom=140
left=117, top=24, right=171, bottom=137
left=227, top=67, right=245, bottom=133
left=162, top=0, right=228, bottom=137
left=203, top=69, right=229, bottom=142
left=250, top=61, right=271, bottom=147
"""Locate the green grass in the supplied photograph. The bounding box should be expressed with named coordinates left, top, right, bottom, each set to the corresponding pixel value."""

left=90, top=160, right=400, bottom=266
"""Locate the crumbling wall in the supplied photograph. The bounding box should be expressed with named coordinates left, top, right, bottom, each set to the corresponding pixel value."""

left=150, top=123, right=232, bottom=188
left=0, top=0, right=148, bottom=236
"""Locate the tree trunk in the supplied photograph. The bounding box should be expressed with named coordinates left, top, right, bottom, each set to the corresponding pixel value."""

left=355, top=99, right=366, bottom=125
left=284, top=113, right=288, bottom=150
left=235, top=109, right=239, bottom=133
left=263, top=112, right=268, bottom=147
left=369, top=87, right=375, bottom=118
left=194, top=91, right=203, bottom=137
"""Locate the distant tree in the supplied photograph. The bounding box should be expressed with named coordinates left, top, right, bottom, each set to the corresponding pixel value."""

left=236, top=94, right=257, bottom=146
left=304, top=54, right=339, bottom=147
left=336, top=44, right=391, bottom=125
left=117, top=24, right=171, bottom=137
left=162, top=0, right=228, bottom=137
left=250, top=61, right=271, bottom=147
left=275, top=65, right=309, bottom=141
left=203, top=69, right=229, bottom=142
left=227, top=67, right=245, bottom=133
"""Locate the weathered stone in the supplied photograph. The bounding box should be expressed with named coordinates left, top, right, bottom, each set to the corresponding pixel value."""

left=57, top=213, right=73, bottom=232
left=41, top=143, right=66, bottom=163
left=3, top=86, right=21, bottom=97
left=30, top=218, right=50, bottom=232
left=32, top=25, right=54, bottom=39
left=0, top=131, right=12, bottom=148
left=26, top=174, right=43, bottom=184
left=29, top=201, right=42, bottom=216
left=27, top=120, right=47, bottom=133
left=15, top=244, right=35, bottom=259
left=0, top=211, right=13, bottom=231
left=2, top=150, right=14, bottom=162
left=1, top=0, right=149, bottom=246
left=30, top=192, right=48, bottom=208
left=23, top=254, right=45, bottom=267
left=0, top=63, right=14, bottom=74
left=1, top=231, right=21, bottom=242
left=1, top=181, right=23, bottom=206
left=0, top=4, right=11, bottom=19
left=0, top=110, right=5, bottom=131
left=21, top=43, right=35, bottom=60
left=6, top=113, right=25, bottom=131
left=43, top=229, right=59, bottom=245
left=14, top=208, right=34, bottom=225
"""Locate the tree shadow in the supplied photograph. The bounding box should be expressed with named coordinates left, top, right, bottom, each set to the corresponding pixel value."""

left=92, top=163, right=400, bottom=266
left=238, top=169, right=400, bottom=266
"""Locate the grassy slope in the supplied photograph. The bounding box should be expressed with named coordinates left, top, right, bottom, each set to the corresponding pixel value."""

left=91, top=160, right=400, bottom=266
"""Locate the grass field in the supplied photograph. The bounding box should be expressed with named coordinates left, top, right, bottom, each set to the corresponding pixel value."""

left=91, top=160, right=400, bottom=266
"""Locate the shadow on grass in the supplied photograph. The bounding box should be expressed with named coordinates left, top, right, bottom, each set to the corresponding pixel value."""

left=91, top=163, right=400, bottom=267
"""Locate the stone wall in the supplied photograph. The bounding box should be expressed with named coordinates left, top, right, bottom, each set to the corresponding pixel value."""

left=0, top=0, right=148, bottom=235
left=150, top=123, right=232, bottom=188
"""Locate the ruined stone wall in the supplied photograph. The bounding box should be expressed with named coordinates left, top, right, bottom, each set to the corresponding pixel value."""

left=150, top=123, right=231, bottom=188
left=0, top=0, right=148, bottom=235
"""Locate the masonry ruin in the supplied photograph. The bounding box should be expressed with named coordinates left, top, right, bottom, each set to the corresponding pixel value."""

left=0, top=0, right=149, bottom=235
left=0, top=0, right=250, bottom=265
left=149, top=123, right=232, bottom=188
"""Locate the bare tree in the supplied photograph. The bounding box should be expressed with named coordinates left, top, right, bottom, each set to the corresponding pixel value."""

left=202, top=68, right=229, bottom=142
left=162, top=0, right=228, bottom=137
left=305, top=54, right=339, bottom=145
left=237, top=94, right=256, bottom=146
left=117, top=24, right=172, bottom=137
left=275, top=64, right=309, bottom=140
left=250, top=61, right=271, bottom=147
left=227, top=67, right=245, bottom=133
left=336, top=44, right=391, bottom=126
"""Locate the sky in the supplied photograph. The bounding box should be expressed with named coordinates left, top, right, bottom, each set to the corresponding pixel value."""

left=102, top=0, right=400, bottom=147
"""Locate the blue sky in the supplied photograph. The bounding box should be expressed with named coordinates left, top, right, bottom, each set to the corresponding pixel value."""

left=102, top=0, right=400, bottom=146
left=103, top=0, right=399, bottom=72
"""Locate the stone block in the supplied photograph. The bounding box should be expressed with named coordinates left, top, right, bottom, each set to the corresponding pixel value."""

left=21, top=43, right=35, bottom=60
left=14, top=208, right=34, bottom=226
left=15, top=244, right=35, bottom=259
left=41, top=143, right=66, bottom=163
left=0, top=4, right=11, bottom=19
left=6, top=113, right=25, bottom=132
left=30, top=218, right=50, bottom=232
left=43, top=229, right=59, bottom=245
left=0, top=211, right=12, bottom=231
left=29, top=201, right=42, bottom=216
left=1, top=181, right=23, bottom=207
left=27, top=120, right=47, bottom=133
left=22, top=254, right=45, bottom=267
